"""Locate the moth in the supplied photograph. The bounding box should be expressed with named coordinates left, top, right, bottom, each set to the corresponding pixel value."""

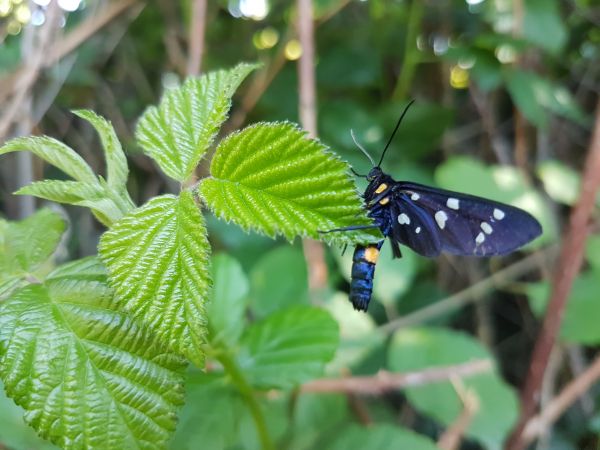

left=324, top=102, right=542, bottom=311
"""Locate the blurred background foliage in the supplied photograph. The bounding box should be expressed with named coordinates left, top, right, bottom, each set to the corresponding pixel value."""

left=0, top=0, right=599, bottom=449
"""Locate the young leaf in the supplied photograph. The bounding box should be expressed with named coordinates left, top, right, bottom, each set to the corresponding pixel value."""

left=73, top=109, right=130, bottom=190
left=237, top=306, right=339, bottom=389
left=99, top=190, right=211, bottom=366
left=208, top=253, right=249, bottom=347
left=199, top=122, right=377, bottom=244
left=0, top=209, right=65, bottom=277
left=388, top=327, right=518, bottom=450
left=0, top=257, right=187, bottom=450
left=0, top=136, right=97, bottom=184
left=136, top=63, right=258, bottom=182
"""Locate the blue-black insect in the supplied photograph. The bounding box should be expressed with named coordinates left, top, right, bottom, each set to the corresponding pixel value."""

left=325, top=102, right=542, bottom=312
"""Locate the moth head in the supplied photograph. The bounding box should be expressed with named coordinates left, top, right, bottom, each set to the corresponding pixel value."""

left=367, top=166, right=383, bottom=181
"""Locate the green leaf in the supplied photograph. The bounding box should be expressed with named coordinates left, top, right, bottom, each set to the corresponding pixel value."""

left=526, top=274, right=600, bottom=344
left=73, top=110, right=129, bottom=190
left=523, top=0, right=567, bottom=55
left=0, top=136, right=97, bottom=184
left=238, top=306, right=339, bottom=389
left=249, top=245, right=308, bottom=317
left=329, top=424, right=439, bottom=450
left=15, top=180, right=105, bottom=204
left=199, top=122, right=377, bottom=244
left=136, top=63, right=257, bottom=182
left=585, top=234, right=600, bottom=271
left=0, top=209, right=65, bottom=277
left=99, top=190, right=211, bottom=366
left=171, top=373, right=246, bottom=450
left=388, top=327, right=518, bottom=450
left=290, top=394, right=349, bottom=450
left=537, top=160, right=581, bottom=206
left=506, top=70, right=549, bottom=128
left=208, top=253, right=249, bottom=347
left=0, top=257, right=187, bottom=450
left=506, top=70, right=588, bottom=128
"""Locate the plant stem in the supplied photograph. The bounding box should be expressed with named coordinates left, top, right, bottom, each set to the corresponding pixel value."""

left=392, top=0, right=424, bottom=101
left=216, top=351, right=274, bottom=450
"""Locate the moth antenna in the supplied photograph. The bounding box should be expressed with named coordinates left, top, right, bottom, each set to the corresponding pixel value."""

left=350, top=129, right=375, bottom=166
left=377, top=99, right=415, bottom=167
left=350, top=167, right=367, bottom=178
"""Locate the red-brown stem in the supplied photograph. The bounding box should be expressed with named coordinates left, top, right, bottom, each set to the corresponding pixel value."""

left=301, top=359, right=493, bottom=394
left=297, top=0, right=327, bottom=291
left=522, top=353, right=600, bottom=446
left=186, top=0, right=207, bottom=76
left=507, top=100, right=600, bottom=450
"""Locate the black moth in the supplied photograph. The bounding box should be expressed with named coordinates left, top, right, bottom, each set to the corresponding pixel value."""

left=324, top=102, right=542, bottom=312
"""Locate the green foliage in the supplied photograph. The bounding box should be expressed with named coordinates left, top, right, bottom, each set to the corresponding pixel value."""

left=237, top=306, right=339, bottom=389
left=329, top=424, right=439, bottom=450
left=0, top=208, right=64, bottom=278
left=537, top=160, right=581, bottom=206
left=99, top=191, right=211, bottom=367
left=208, top=253, right=250, bottom=347
left=135, top=63, right=258, bottom=182
left=248, top=245, right=308, bottom=317
left=0, top=112, right=134, bottom=226
left=388, top=327, right=519, bottom=450
left=0, top=257, right=186, bottom=450
left=526, top=272, right=600, bottom=344
left=199, top=122, right=378, bottom=244
left=523, top=0, right=567, bottom=55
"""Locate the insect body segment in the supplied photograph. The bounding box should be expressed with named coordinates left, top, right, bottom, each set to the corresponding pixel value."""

left=350, top=241, right=384, bottom=311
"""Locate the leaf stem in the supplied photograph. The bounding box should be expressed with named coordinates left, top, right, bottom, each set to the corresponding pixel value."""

left=215, top=350, right=274, bottom=450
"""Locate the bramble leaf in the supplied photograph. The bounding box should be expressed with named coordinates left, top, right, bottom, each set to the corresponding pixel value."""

left=238, top=306, right=339, bottom=389
left=0, top=136, right=97, bottom=184
left=199, top=122, right=378, bottom=244
left=0, top=209, right=65, bottom=277
left=136, top=63, right=258, bottom=182
left=208, top=253, right=249, bottom=347
left=99, top=190, right=211, bottom=366
left=73, top=109, right=130, bottom=190
left=0, top=257, right=187, bottom=450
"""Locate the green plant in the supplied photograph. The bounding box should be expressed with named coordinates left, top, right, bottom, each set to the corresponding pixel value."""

left=0, top=63, right=378, bottom=449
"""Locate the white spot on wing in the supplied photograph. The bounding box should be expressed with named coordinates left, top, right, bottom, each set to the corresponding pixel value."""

left=416, top=227, right=421, bottom=234
left=435, top=211, right=448, bottom=229
left=411, top=192, right=420, bottom=201
left=481, top=222, right=493, bottom=234
left=446, top=198, right=460, bottom=210
left=493, top=208, right=505, bottom=220
left=475, top=232, right=485, bottom=245
left=398, top=213, right=411, bottom=225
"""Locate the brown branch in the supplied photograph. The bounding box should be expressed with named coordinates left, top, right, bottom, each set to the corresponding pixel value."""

left=186, top=0, right=207, bottom=76
left=522, top=353, right=600, bottom=447
left=507, top=99, right=600, bottom=450
left=437, top=379, right=480, bottom=450
left=297, top=0, right=327, bottom=291
left=378, top=246, right=556, bottom=335
left=0, top=0, right=141, bottom=105
left=301, top=359, right=493, bottom=394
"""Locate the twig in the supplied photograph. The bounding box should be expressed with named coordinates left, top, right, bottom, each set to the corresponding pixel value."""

left=507, top=99, right=600, bottom=450
left=301, top=359, right=493, bottom=394
left=437, top=378, right=480, bottom=450
left=187, top=0, right=207, bottom=76
left=0, top=0, right=140, bottom=105
left=378, top=246, right=556, bottom=335
left=522, top=354, right=600, bottom=447
left=297, top=0, right=327, bottom=291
